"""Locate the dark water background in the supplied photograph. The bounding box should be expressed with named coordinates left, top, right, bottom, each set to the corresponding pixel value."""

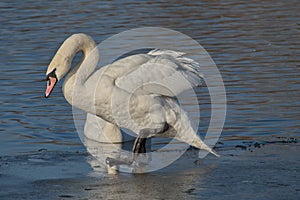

left=0, top=1, right=300, bottom=199
left=1, top=0, right=299, bottom=156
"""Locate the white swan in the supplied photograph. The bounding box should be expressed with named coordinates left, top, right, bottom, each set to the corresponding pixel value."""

left=44, top=33, right=218, bottom=166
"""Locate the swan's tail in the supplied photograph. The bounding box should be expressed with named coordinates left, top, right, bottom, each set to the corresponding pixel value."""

left=191, top=139, right=220, bottom=157
left=164, top=98, right=219, bottom=157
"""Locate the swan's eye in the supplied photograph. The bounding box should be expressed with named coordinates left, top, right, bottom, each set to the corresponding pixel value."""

left=46, top=68, right=57, bottom=82
left=48, top=68, right=57, bottom=78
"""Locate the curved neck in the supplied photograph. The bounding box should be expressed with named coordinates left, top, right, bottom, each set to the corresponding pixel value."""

left=56, top=33, right=96, bottom=79
left=55, top=34, right=98, bottom=112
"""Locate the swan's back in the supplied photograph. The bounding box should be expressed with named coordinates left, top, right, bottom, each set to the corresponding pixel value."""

left=85, top=49, right=202, bottom=97
left=111, top=49, right=204, bottom=97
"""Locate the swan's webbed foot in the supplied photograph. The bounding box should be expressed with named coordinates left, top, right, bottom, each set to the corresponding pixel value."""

left=106, top=157, right=132, bottom=167
left=105, top=136, right=150, bottom=173
left=105, top=139, right=147, bottom=166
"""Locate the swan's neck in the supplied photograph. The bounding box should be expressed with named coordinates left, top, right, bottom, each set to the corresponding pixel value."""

left=52, top=34, right=97, bottom=113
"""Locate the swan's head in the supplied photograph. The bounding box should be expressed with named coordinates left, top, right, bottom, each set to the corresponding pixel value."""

left=44, top=33, right=97, bottom=98
left=45, top=54, right=70, bottom=98
left=45, top=68, right=57, bottom=98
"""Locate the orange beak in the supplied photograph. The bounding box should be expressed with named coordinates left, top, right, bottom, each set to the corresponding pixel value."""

left=45, top=76, right=57, bottom=98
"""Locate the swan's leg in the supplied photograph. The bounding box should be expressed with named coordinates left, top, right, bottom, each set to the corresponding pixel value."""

left=132, top=137, right=147, bottom=154
left=107, top=123, right=169, bottom=169
left=131, top=123, right=168, bottom=160
left=106, top=137, right=148, bottom=169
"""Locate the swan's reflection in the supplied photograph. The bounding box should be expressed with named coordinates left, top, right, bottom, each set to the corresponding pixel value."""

left=84, top=113, right=132, bottom=173
left=84, top=113, right=153, bottom=173
left=83, top=113, right=202, bottom=174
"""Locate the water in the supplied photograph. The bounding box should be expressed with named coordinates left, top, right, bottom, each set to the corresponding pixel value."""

left=0, top=1, right=299, bottom=198
left=1, top=0, right=299, bottom=155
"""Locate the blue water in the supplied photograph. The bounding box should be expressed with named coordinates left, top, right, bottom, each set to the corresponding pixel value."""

left=1, top=0, right=299, bottom=156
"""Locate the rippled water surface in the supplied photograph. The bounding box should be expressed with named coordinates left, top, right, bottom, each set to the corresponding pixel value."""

left=0, top=0, right=299, bottom=156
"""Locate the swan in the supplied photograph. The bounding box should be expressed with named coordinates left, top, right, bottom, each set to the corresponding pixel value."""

left=44, top=33, right=218, bottom=169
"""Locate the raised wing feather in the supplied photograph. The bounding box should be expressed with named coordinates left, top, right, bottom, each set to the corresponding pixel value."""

left=114, top=49, right=203, bottom=96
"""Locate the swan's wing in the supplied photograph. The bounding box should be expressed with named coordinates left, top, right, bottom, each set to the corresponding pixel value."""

left=101, top=53, right=152, bottom=79
left=85, top=53, right=152, bottom=88
left=115, top=49, right=203, bottom=97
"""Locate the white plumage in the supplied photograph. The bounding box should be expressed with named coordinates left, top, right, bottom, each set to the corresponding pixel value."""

left=45, top=33, right=219, bottom=164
